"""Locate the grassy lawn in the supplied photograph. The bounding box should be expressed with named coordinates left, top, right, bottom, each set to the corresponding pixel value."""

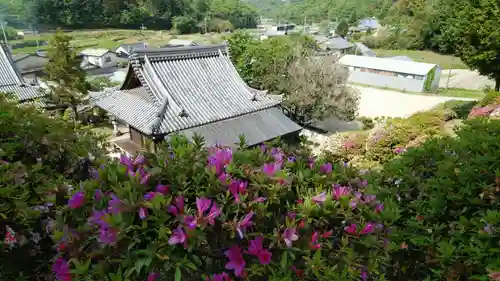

left=11, top=29, right=227, bottom=54
left=436, top=88, right=485, bottom=99
left=374, top=49, right=468, bottom=69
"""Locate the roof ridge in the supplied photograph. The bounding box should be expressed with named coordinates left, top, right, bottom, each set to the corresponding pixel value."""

left=0, top=43, right=26, bottom=86
left=130, top=43, right=227, bottom=61
left=216, top=49, right=259, bottom=101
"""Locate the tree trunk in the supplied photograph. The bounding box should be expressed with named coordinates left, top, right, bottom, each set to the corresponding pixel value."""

left=495, top=77, right=500, bottom=92
left=71, top=104, right=78, bottom=127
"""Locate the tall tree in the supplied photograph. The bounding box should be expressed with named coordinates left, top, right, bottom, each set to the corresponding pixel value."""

left=335, top=19, right=349, bottom=38
left=457, top=0, right=500, bottom=90
left=45, top=29, right=89, bottom=122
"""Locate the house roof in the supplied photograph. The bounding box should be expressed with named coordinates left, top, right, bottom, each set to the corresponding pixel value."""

left=91, top=43, right=301, bottom=144
left=315, top=36, right=352, bottom=50
left=339, top=54, right=438, bottom=76
left=80, top=48, right=114, bottom=57
left=115, top=43, right=148, bottom=53
left=0, top=44, right=46, bottom=103
left=162, top=39, right=198, bottom=48
left=353, top=42, right=376, bottom=57
left=359, top=18, right=380, bottom=29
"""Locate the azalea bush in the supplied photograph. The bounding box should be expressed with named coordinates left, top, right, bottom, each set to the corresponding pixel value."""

left=0, top=97, right=105, bottom=280
left=373, top=118, right=500, bottom=280
left=52, top=136, right=397, bottom=281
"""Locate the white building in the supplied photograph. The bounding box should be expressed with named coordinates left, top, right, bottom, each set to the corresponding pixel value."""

left=339, top=55, right=441, bottom=93
left=80, top=48, right=118, bottom=68
left=115, top=43, right=148, bottom=57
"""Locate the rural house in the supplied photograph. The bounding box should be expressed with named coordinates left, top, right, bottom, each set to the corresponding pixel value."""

left=115, top=43, right=148, bottom=57
left=0, top=44, right=47, bottom=107
left=339, top=54, right=441, bottom=92
left=161, top=39, right=198, bottom=48
left=13, top=51, right=50, bottom=81
left=80, top=48, right=118, bottom=68
left=91, top=44, right=301, bottom=153
left=314, top=36, right=353, bottom=53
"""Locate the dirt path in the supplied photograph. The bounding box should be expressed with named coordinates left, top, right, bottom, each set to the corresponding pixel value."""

left=439, top=69, right=494, bottom=90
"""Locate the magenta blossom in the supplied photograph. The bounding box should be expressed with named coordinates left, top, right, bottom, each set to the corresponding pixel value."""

left=262, top=162, right=281, bottom=176
left=236, top=211, right=254, bottom=239
left=287, top=211, right=296, bottom=220
left=107, top=194, right=122, bottom=214
left=309, top=232, right=321, bottom=250
left=361, top=271, right=368, bottom=281
left=283, top=227, right=299, bottom=248
left=332, top=185, right=351, bottom=200
left=225, top=245, right=246, bottom=276
left=168, top=196, right=185, bottom=216
left=52, top=257, right=71, bottom=281
left=208, top=147, right=233, bottom=175
left=88, top=210, right=109, bottom=228
left=393, top=147, right=407, bottom=154
left=68, top=191, right=85, bottom=209
left=155, top=184, right=169, bottom=195
left=229, top=179, right=248, bottom=203
left=144, top=191, right=161, bottom=201
left=147, top=272, right=160, bottom=281
left=196, top=197, right=221, bottom=225
left=360, top=223, right=374, bottom=235
left=312, top=192, right=327, bottom=204
left=94, top=189, right=104, bottom=201
left=133, top=155, right=146, bottom=166
left=248, top=236, right=272, bottom=264
left=363, top=194, right=377, bottom=204
left=184, top=215, right=197, bottom=229
left=208, top=273, right=232, bottom=281
left=320, top=163, right=332, bottom=174
left=168, top=227, right=187, bottom=247
left=344, top=224, right=357, bottom=235
left=375, top=203, right=384, bottom=213
left=251, top=197, right=267, bottom=203
left=139, top=207, right=148, bottom=220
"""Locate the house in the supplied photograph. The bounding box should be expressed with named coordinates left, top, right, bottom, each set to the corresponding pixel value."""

left=13, top=51, right=50, bottom=81
left=314, top=36, right=353, bottom=53
left=90, top=43, right=301, bottom=153
left=115, top=43, right=148, bottom=57
left=339, top=54, right=442, bottom=92
left=358, top=18, right=381, bottom=30
left=260, top=30, right=288, bottom=40
left=160, top=39, right=198, bottom=48
left=0, top=44, right=47, bottom=107
left=352, top=42, right=376, bottom=57
left=80, top=48, right=118, bottom=68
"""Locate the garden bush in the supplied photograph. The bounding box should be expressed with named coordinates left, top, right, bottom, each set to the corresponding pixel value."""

left=0, top=97, right=105, bottom=280
left=373, top=118, right=500, bottom=280
left=50, top=136, right=397, bottom=281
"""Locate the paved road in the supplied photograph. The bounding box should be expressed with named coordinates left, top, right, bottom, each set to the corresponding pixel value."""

left=440, top=69, right=494, bottom=90
left=355, top=86, right=475, bottom=118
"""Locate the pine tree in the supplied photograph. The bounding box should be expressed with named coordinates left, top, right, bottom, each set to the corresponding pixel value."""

left=45, top=29, right=89, bottom=123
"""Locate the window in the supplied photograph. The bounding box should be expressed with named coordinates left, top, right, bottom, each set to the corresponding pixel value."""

left=104, top=56, right=112, bottom=63
left=415, top=75, right=424, bottom=80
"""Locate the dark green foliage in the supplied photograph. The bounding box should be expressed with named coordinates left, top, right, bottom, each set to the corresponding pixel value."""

left=478, top=91, right=500, bottom=107
left=172, top=16, right=198, bottom=34
left=335, top=19, right=349, bottom=38
left=0, top=96, right=105, bottom=280
left=374, top=118, right=500, bottom=280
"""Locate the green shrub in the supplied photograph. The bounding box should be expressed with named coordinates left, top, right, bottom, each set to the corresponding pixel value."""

left=478, top=90, right=500, bottom=107
left=357, top=116, right=374, bottom=130
left=172, top=16, right=198, bottom=34
left=0, top=97, right=105, bottom=280
left=373, top=118, right=500, bottom=280
left=51, top=136, right=396, bottom=281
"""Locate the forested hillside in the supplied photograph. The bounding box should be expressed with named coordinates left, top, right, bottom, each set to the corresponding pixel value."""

left=0, top=0, right=259, bottom=30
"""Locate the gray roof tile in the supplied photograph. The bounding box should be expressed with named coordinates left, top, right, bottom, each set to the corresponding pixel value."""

left=174, top=107, right=302, bottom=147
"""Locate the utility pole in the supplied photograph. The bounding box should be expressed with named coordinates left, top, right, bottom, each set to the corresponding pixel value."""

left=204, top=15, right=208, bottom=34
left=140, top=24, right=147, bottom=48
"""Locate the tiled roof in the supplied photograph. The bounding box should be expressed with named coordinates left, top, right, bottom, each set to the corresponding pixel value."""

left=162, top=39, right=198, bottom=48
left=314, top=36, right=352, bottom=50
left=80, top=48, right=114, bottom=57
left=92, top=43, right=300, bottom=145
left=174, top=107, right=302, bottom=147
left=0, top=44, right=46, bottom=103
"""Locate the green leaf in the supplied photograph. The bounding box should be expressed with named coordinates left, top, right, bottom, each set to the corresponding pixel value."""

left=280, top=251, right=288, bottom=270
left=175, top=266, right=182, bottom=281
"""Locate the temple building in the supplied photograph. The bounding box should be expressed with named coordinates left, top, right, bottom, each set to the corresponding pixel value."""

left=91, top=43, right=301, bottom=153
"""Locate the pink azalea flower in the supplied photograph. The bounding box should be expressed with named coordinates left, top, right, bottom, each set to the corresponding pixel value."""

left=225, top=245, right=246, bottom=276
left=360, top=223, right=374, bottom=235
left=320, top=163, right=332, bottom=174
left=4, top=226, right=16, bottom=246
left=139, top=207, right=148, bottom=220
left=99, top=227, right=118, bottom=245
left=236, top=211, right=254, bottom=239
left=349, top=200, right=357, bottom=209
left=251, top=197, right=267, bottom=203
left=361, top=271, right=368, bottom=281
left=68, top=191, right=85, bottom=209
left=309, top=232, right=321, bottom=250
left=94, top=189, right=104, bottom=201
left=147, top=272, right=160, bottom=281
left=196, top=197, right=220, bottom=225
left=133, top=155, right=146, bottom=166
left=108, top=194, right=122, bottom=214
left=393, top=147, right=407, bottom=154
left=312, top=192, right=327, bottom=204
left=52, top=257, right=71, bottom=281
left=196, top=197, right=212, bottom=216
left=248, top=236, right=272, bottom=265
left=262, top=162, right=281, bottom=176
left=363, top=195, right=377, bottom=204
left=168, top=196, right=185, bottom=216
left=205, top=203, right=221, bottom=225
left=229, top=179, right=248, bottom=203
left=344, top=224, right=357, bottom=235
left=375, top=203, right=384, bottom=213
left=168, top=227, right=187, bottom=246
left=119, top=154, right=133, bottom=170
left=155, top=184, right=169, bottom=194
left=209, top=272, right=232, bottom=281
left=208, top=147, right=233, bottom=175
left=184, top=215, right=197, bottom=229
left=283, top=227, right=299, bottom=248
left=144, top=191, right=160, bottom=201
left=321, top=230, right=333, bottom=238
left=287, top=212, right=296, bottom=220
left=332, top=185, right=351, bottom=200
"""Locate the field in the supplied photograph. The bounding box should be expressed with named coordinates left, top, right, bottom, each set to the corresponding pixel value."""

left=374, top=49, right=468, bottom=69
left=11, top=29, right=227, bottom=54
